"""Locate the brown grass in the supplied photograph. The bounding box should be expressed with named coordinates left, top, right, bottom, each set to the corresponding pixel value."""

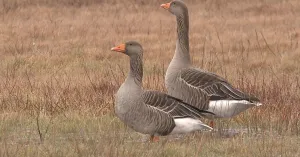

left=0, top=0, right=299, bottom=156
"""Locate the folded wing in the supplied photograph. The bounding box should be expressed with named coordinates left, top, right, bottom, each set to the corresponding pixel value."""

left=142, top=90, right=214, bottom=119
left=179, top=68, right=260, bottom=102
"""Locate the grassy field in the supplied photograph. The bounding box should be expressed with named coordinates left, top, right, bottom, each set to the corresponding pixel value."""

left=0, top=0, right=300, bottom=156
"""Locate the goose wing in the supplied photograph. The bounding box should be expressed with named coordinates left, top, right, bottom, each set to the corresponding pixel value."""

left=179, top=68, right=260, bottom=102
left=142, top=90, right=213, bottom=119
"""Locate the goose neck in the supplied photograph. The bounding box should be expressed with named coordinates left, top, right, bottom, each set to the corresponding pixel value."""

left=126, top=54, right=143, bottom=87
left=174, top=11, right=190, bottom=66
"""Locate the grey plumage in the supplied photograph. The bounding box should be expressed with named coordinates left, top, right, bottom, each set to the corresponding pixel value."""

left=162, top=0, right=261, bottom=118
left=112, top=41, right=212, bottom=137
left=180, top=68, right=260, bottom=102
left=143, top=91, right=213, bottom=118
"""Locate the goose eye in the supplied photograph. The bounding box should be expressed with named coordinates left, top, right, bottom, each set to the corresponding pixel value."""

left=129, top=44, right=133, bottom=46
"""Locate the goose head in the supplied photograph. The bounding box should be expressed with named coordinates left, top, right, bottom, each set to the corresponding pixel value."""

left=161, top=0, right=188, bottom=16
left=111, top=41, right=143, bottom=57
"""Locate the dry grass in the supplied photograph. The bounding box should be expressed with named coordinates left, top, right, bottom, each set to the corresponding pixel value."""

left=0, top=0, right=299, bottom=156
left=0, top=112, right=299, bottom=157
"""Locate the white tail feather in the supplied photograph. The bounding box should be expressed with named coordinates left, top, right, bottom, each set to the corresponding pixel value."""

left=170, top=118, right=212, bottom=134
left=207, top=100, right=259, bottom=118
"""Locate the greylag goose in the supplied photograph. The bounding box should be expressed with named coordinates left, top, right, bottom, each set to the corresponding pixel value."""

left=111, top=41, right=213, bottom=142
left=160, top=1, right=262, bottom=123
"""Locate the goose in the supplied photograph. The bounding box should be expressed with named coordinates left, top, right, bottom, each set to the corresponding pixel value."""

left=160, top=1, right=262, bottom=125
left=111, top=41, right=213, bottom=142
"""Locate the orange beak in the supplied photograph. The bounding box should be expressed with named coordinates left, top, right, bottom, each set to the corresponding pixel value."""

left=111, top=44, right=125, bottom=53
left=160, top=2, right=171, bottom=10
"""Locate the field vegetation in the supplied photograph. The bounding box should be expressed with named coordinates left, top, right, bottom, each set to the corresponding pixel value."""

left=0, top=0, right=299, bottom=156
